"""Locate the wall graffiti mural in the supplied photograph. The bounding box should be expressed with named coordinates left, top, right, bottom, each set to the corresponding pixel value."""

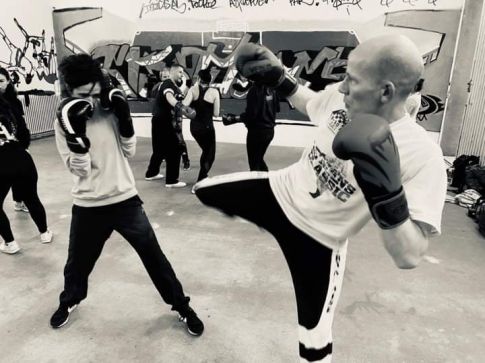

left=0, top=18, right=57, bottom=88
left=91, top=32, right=354, bottom=97
left=52, top=6, right=458, bottom=129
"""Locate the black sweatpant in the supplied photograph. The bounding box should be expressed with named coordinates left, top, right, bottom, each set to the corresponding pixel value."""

left=195, top=172, right=347, bottom=362
left=145, top=117, right=182, bottom=184
left=58, top=196, right=190, bottom=312
left=190, top=124, right=215, bottom=181
left=246, top=127, right=274, bottom=172
left=145, top=121, right=166, bottom=178
left=0, top=143, right=48, bottom=242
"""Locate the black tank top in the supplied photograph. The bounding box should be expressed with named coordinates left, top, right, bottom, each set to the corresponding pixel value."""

left=192, top=86, right=214, bottom=129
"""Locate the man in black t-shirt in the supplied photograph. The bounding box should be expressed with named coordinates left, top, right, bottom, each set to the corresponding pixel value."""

left=145, top=65, right=195, bottom=187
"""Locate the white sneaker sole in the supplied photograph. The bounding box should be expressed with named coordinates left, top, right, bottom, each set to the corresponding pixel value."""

left=0, top=247, right=20, bottom=254
left=145, top=175, right=164, bottom=181
left=40, top=232, right=53, bottom=244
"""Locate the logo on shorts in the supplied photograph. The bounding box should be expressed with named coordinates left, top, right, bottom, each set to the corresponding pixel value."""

left=308, top=144, right=356, bottom=201
left=327, top=109, right=349, bottom=134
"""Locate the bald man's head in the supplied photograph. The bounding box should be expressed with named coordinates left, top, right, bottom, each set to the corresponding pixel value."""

left=338, top=35, right=424, bottom=119
left=351, top=35, right=424, bottom=97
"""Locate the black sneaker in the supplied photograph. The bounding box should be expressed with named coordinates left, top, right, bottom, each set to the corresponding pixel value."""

left=178, top=306, right=204, bottom=336
left=50, top=304, right=78, bottom=328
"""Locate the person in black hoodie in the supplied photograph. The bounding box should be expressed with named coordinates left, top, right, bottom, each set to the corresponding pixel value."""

left=223, top=81, right=280, bottom=171
left=0, top=67, right=52, bottom=254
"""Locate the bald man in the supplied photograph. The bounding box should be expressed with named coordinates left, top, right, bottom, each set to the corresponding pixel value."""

left=194, top=35, right=447, bottom=362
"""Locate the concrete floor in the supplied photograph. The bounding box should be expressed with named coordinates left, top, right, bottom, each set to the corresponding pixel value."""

left=0, top=136, right=484, bottom=363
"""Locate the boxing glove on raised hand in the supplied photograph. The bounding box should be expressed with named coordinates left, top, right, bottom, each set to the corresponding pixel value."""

left=99, top=69, right=121, bottom=110
left=332, top=113, right=409, bottom=229
left=222, top=113, right=241, bottom=126
left=174, top=101, right=196, bottom=120
left=110, top=91, right=135, bottom=138
left=57, top=97, right=93, bottom=154
left=235, top=43, right=298, bottom=98
left=99, top=70, right=134, bottom=137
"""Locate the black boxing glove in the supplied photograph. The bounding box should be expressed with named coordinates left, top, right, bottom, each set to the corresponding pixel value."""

left=222, top=113, right=241, bottom=126
left=332, top=113, right=409, bottom=229
left=110, top=90, right=135, bottom=138
left=175, top=92, right=185, bottom=102
left=99, top=70, right=134, bottom=137
left=236, top=43, right=298, bottom=98
left=57, top=97, right=93, bottom=154
left=99, top=69, right=116, bottom=110
left=174, top=101, right=196, bottom=120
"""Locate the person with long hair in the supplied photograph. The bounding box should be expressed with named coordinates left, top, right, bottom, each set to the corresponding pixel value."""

left=186, top=69, right=220, bottom=190
left=0, top=67, right=52, bottom=254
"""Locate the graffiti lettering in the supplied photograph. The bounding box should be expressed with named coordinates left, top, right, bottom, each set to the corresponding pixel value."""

left=139, top=0, right=187, bottom=18
left=403, top=0, right=419, bottom=5
left=289, top=0, right=315, bottom=5
left=317, top=0, right=363, bottom=15
left=230, top=0, right=270, bottom=11
left=380, top=0, right=394, bottom=6
left=88, top=35, right=444, bottom=125
left=380, top=0, right=438, bottom=7
left=417, top=94, right=444, bottom=122
left=323, top=0, right=362, bottom=9
left=188, top=0, right=217, bottom=9
left=0, top=18, right=57, bottom=87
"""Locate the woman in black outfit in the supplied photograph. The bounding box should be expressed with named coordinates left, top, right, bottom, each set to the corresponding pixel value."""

left=0, top=67, right=52, bottom=254
left=222, top=81, right=280, bottom=171
left=186, top=69, right=220, bottom=189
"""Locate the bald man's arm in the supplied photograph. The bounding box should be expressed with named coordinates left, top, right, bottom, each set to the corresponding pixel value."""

left=287, top=86, right=318, bottom=116
left=380, top=220, right=429, bottom=269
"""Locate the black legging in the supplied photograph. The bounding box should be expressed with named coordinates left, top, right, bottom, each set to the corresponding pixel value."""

left=246, top=127, right=274, bottom=172
left=11, top=183, right=22, bottom=203
left=0, top=143, right=48, bottom=242
left=190, top=124, right=215, bottom=181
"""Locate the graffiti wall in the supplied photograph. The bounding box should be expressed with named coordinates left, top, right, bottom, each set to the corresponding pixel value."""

left=52, top=0, right=464, bottom=132
left=0, top=2, right=57, bottom=92
left=1, top=1, right=59, bottom=137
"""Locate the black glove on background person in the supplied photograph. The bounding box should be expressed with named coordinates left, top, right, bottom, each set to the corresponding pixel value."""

left=332, top=113, right=410, bottom=229
left=222, top=113, right=241, bottom=126
left=235, top=43, right=298, bottom=98
left=57, top=97, right=93, bottom=154
left=174, top=101, right=196, bottom=120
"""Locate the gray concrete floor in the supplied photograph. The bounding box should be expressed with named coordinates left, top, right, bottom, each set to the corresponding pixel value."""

left=0, top=136, right=484, bottom=363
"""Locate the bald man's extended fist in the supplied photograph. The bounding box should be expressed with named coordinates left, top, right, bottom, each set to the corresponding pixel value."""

left=235, top=43, right=298, bottom=98
left=332, top=113, right=409, bottom=229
